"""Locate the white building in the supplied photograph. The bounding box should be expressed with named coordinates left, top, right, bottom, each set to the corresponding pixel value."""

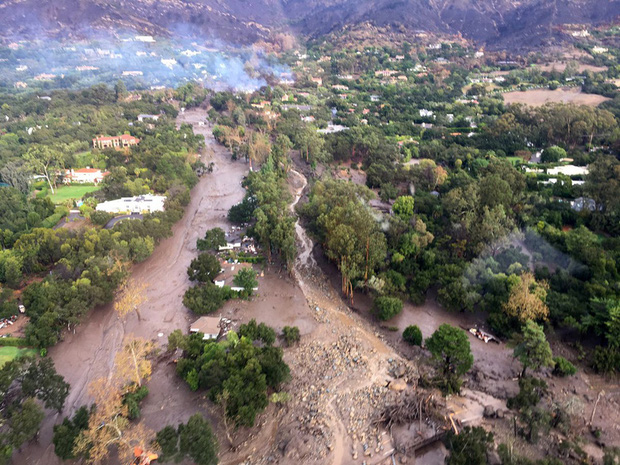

left=96, top=194, right=166, bottom=214
left=317, top=124, right=349, bottom=134
left=137, top=114, right=160, bottom=122
left=64, top=168, right=109, bottom=184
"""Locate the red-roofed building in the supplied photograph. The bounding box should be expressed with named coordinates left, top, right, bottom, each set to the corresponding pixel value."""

left=92, top=134, right=140, bottom=150
left=64, top=168, right=110, bottom=184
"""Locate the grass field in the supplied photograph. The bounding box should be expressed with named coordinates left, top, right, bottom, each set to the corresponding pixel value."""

left=48, top=185, right=100, bottom=203
left=507, top=156, right=523, bottom=165
left=0, top=346, right=37, bottom=367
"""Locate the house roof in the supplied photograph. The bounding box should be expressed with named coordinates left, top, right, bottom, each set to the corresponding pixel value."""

left=74, top=168, right=105, bottom=174
left=190, top=316, right=221, bottom=336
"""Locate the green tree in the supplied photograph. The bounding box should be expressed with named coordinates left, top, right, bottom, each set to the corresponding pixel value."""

left=155, top=425, right=179, bottom=462
left=188, top=253, right=221, bottom=283
left=403, top=325, right=422, bottom=346
left=53, top=406, right=92, bottom=460
left=425, top=324, right=474, bottom=394
left=197, top=228, right=227, bottom=251
left=178, top=414, right=218, bottom=465
left=23, top=145, right=64, bottom=194
left=514, top=321, right=554, bottom=377
left=541, top=146, right=566, bottom=163
left=233, top=268, right=258, bottom=294
left=7, top=398, right=44, bottom=449
left=114, top=80, right=128, bottom=101
left=392, top=196, right=415, bottom=222
left=444, top=426, right=493, bottom=465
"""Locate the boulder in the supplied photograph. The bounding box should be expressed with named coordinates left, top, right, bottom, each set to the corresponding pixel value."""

left=483, top=405, right=496, bottom=418
left=388, top=379, right=408, bottom=392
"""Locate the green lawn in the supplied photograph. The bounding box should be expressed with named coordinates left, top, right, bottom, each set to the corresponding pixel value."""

left=48, top=185, right=100, bottom=203
left=0, top=346, right=37, bottom=367
left=507, top=156, right=523, bottom=165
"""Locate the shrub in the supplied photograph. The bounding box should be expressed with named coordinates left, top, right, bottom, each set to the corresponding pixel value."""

left=403, top=325, right=423, bottom=346
left=592, top=346, right=620, bottom=375
left=374, top=296, right=403, bottom=321
left=282, top=326, right=300, bottom=346
left=123, top=385, right=149, bottom=419
left=552, top=356, right=577, bottom=377
left=0, top=337, right=29, bottom=347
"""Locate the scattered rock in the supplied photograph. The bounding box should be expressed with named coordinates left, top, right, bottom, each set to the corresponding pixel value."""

left=487, top=450, right=501, bottom=465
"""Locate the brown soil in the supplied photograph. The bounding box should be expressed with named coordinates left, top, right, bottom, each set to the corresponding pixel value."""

left=503, top=87, right=611, bottom=107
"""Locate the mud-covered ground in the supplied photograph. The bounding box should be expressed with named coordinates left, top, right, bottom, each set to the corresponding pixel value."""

left=14, top=110, right=619, bottom=465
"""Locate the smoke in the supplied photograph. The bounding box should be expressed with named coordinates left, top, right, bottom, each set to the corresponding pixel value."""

left=0, top=26, right=292, bottom=93
left=462, top=228, right=580, bottom=291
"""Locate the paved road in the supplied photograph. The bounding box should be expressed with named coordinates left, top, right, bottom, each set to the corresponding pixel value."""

left=103, top=213, right=144, bottom=229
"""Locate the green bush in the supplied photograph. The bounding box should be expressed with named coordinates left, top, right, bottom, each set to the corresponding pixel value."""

left=592, top=346, right=620, bottom=375
left=374, top=296, right=403, bottom=321
left=552, top=356, right=577, bottom=377
left=123, top=385, right=149, bottom=419
left=403, top=325, right=423, bottom=346
left=282, top=326, right=300, bottom=346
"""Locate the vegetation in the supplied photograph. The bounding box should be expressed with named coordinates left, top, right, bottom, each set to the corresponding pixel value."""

left=514, top=321, right=555, bottom=377
left=170, top=321, right=289, bottom=427
left=197, top=228, right=227, bottom=251
left=155, top=414, right=218, bottom=465
left=425, top=324, right=473, bottom=394
left=282, top=326, right=301, bottom=346
left=444, top=426, right=494, bottom=465
left=402, top=325, right=423, bottom=346
left=0, top=356, right=69, bottom=462
left=374, top=296, right=403, bottom=321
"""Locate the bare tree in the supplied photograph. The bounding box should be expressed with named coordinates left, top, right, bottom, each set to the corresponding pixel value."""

left=114, top=280, right=148, bottom=321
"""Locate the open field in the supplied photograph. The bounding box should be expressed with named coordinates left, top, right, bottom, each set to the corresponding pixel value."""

left=0, top=346, right=37, bottom=367
left=48, top=185, right=99, bottom=203
left=535, top=62, right=607, bottom=73
left=503, top=87, right=611, bottom=107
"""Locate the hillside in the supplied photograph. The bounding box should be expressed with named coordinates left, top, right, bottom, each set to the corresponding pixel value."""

left=0, top=0, right=619, bottom=50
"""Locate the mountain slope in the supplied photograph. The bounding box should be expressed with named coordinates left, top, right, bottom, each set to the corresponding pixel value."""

left=0, top=0, right=618, bottom=49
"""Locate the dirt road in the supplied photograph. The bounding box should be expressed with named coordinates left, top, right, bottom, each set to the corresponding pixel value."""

left=13, top=109, right=248, bottom=465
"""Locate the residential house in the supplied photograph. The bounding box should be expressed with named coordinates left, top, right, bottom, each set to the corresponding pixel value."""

left=64, top=168, right=110, bottom=184
left=137, top=114, right=160, bottom=122
left=189, top=316, right=221, bottom=340
left=93, top=134, right=140, bottom=150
